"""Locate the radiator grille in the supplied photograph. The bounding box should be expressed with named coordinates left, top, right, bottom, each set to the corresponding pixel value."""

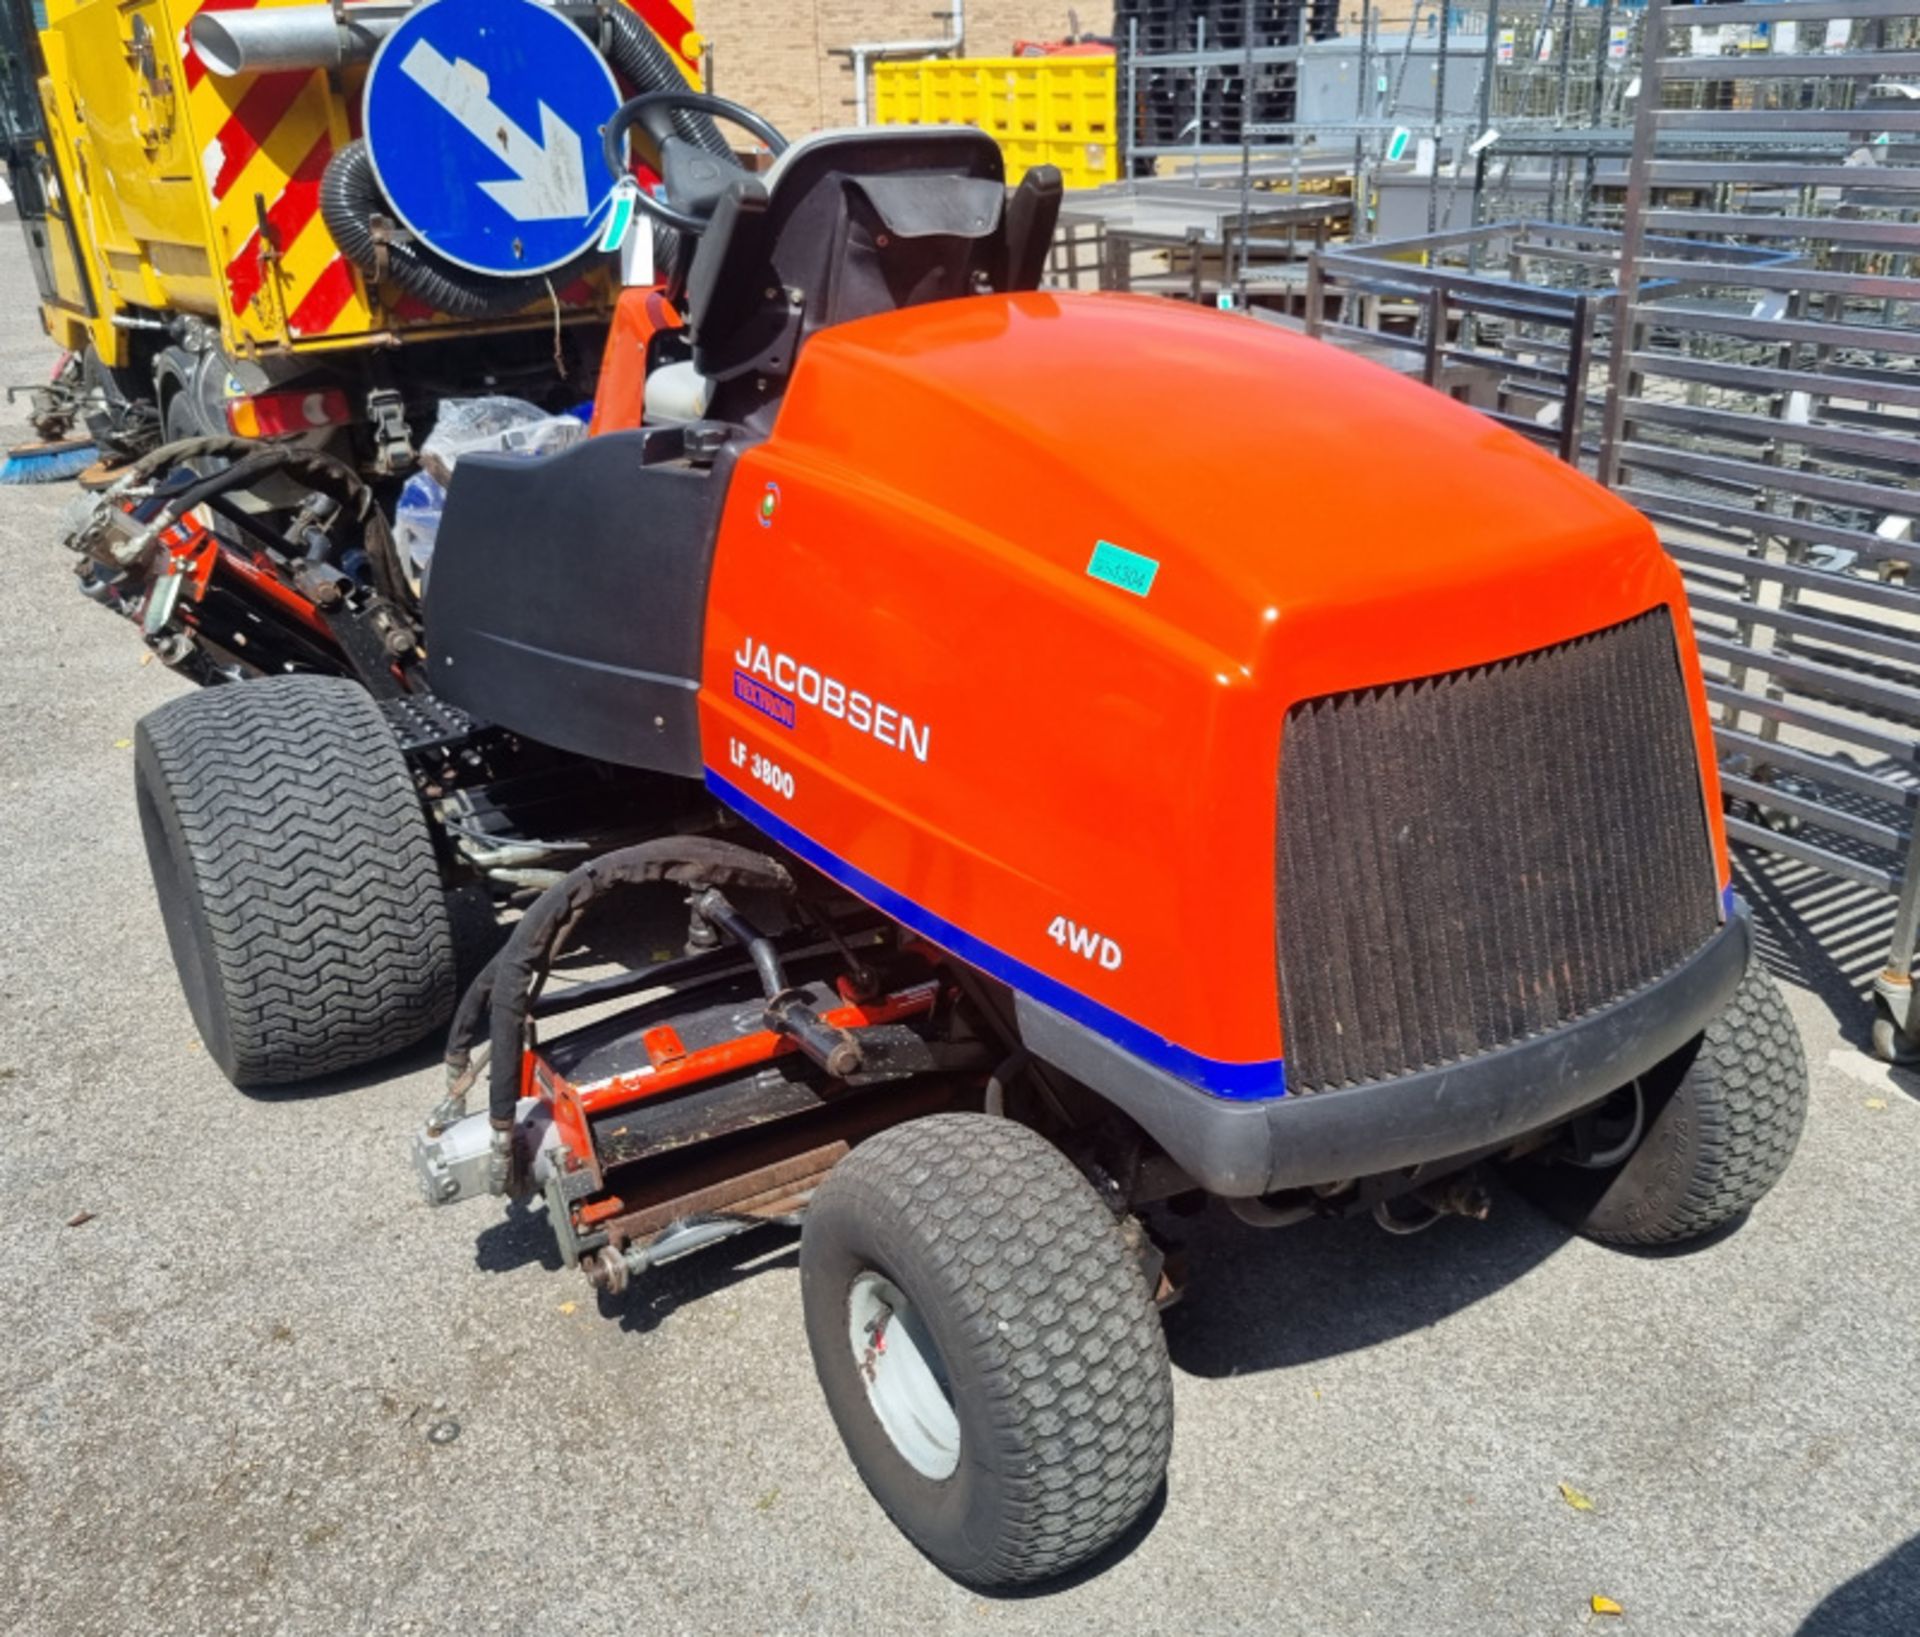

left=1275, top=608, right=1719, bottom=1093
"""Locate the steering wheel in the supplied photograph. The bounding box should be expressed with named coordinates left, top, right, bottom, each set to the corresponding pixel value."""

left=603, top=90, right=789, bottom=236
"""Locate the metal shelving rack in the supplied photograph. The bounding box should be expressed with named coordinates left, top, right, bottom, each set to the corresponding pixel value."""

left=1465, top=0, right=1646, bottom=229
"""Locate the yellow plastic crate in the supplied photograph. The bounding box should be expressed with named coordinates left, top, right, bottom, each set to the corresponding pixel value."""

left=872, top=56, right=1118, bottom=190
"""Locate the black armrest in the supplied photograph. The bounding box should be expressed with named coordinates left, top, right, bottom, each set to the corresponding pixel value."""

left=685, top=175, right=772, bottom=368
left=997, top=165, right=1063, bottom=292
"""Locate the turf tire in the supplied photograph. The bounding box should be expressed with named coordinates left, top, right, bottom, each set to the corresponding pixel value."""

left=800, top=1113, right=1173, bottom=1587
left=135, top=674, right=455, bottom=1087
left=1523, top=963, right=1808, bottom=1247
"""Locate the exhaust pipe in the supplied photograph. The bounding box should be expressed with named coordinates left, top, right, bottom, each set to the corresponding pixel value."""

left=187, top=4, right=405, bottom=77
left=189, top=0, right=628, bottom=79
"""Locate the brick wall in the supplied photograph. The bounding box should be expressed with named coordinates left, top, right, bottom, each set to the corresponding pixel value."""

left=697, top=2, right=1116, bottom=138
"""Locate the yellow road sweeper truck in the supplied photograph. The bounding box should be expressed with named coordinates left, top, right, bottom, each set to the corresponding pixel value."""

left=0, top=0, right=703, bottom=474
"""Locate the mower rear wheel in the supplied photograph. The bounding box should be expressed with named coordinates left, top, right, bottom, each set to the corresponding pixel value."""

left=800, top=1114, right=1173, bottom=1587
left=135, top=674, right=455, bottom=1088
left=1514, top=963, right=1808, bottom=1247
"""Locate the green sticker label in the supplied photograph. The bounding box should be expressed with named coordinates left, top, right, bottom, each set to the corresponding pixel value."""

left=1087, top=540, right=1159, bottom=598
left=598, top=187, right=636, bottom=254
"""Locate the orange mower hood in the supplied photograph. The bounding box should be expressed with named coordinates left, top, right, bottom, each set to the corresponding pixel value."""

left=697, top=292, right=1728, bottom=1098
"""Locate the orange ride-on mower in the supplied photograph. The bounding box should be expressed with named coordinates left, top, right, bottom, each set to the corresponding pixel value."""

left=393, top=92, right=1812, bottom=1581
left=395, top=93, right=1812, bottom=1586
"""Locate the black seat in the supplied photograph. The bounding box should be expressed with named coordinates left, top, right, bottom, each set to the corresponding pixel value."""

left=681, top=126, right=1061, bottom=419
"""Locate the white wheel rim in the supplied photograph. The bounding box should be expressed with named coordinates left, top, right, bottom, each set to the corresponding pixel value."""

left=847, top=1270, right=960, bottom=1481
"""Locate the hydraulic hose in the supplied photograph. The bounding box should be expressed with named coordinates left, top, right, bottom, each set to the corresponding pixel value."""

left=119, top=434, right=414, bottom=610
left=442, top=837, right=796, bottom=1129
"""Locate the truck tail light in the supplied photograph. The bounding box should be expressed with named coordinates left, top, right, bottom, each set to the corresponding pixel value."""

left=225, top=388, right=352, bottom=439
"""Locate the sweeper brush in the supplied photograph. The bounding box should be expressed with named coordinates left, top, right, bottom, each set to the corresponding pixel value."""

left=0, top=437, right=97, bottom=484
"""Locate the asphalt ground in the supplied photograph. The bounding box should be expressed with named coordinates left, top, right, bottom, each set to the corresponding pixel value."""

left=1, top=234, right=1916, bottom=1637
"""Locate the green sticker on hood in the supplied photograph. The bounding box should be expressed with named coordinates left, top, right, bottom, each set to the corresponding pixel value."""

left=1087, top=540, right=1159, bottom=598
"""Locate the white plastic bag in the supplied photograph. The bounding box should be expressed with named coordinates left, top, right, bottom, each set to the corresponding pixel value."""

left=401, top=396, right=586, bottom=583
left=394, top=471, right=446, bottom=586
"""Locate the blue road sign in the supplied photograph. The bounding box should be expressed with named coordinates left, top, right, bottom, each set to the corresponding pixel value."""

left=364, top=0, right=620, bottom=277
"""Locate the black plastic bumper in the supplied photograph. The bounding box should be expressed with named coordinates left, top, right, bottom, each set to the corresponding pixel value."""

left=1015, top=907, right=1751, bottom=1198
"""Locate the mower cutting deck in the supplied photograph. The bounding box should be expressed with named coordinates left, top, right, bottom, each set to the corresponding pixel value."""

left=91, top=81, right=1808, bottom=1588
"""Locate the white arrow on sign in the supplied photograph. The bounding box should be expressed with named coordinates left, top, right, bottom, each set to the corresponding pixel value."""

left=399, top=39, right=590, bottom=223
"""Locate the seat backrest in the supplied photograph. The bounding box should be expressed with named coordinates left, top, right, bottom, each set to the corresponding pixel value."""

left=681, top=126, right=1023, bottom=416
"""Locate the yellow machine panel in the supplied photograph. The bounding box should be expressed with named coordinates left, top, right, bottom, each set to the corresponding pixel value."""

left=31, top=0, right=699, bottom=364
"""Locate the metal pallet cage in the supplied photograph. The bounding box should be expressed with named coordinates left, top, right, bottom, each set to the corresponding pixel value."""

left=1307, top=220, right=1620, bottom=463
left=1305, top=218, right=1781, bottom=464
left=1597, top=0, right=1920, bottom=1051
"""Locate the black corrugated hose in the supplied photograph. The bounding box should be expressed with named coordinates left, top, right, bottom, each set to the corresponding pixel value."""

left=601, top=4, right=733, bottom=160
left=318, top=141, right=591, bottom=319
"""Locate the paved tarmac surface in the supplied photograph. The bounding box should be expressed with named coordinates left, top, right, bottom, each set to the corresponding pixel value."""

left=1, top=235, right=1916, bottom=1637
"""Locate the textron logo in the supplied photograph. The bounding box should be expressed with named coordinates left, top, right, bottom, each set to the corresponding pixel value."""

left=733, top=670, right=796, bottom=729
left=732, top=635, right=931, bottom=762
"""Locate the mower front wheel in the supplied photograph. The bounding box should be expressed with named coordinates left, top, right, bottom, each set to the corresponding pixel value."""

left=1515, top=964, right=1808, bottom=1247
left=799, top=1113, right=1173, bottom=1588
left=135, top=674, right=456, bottom=1088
